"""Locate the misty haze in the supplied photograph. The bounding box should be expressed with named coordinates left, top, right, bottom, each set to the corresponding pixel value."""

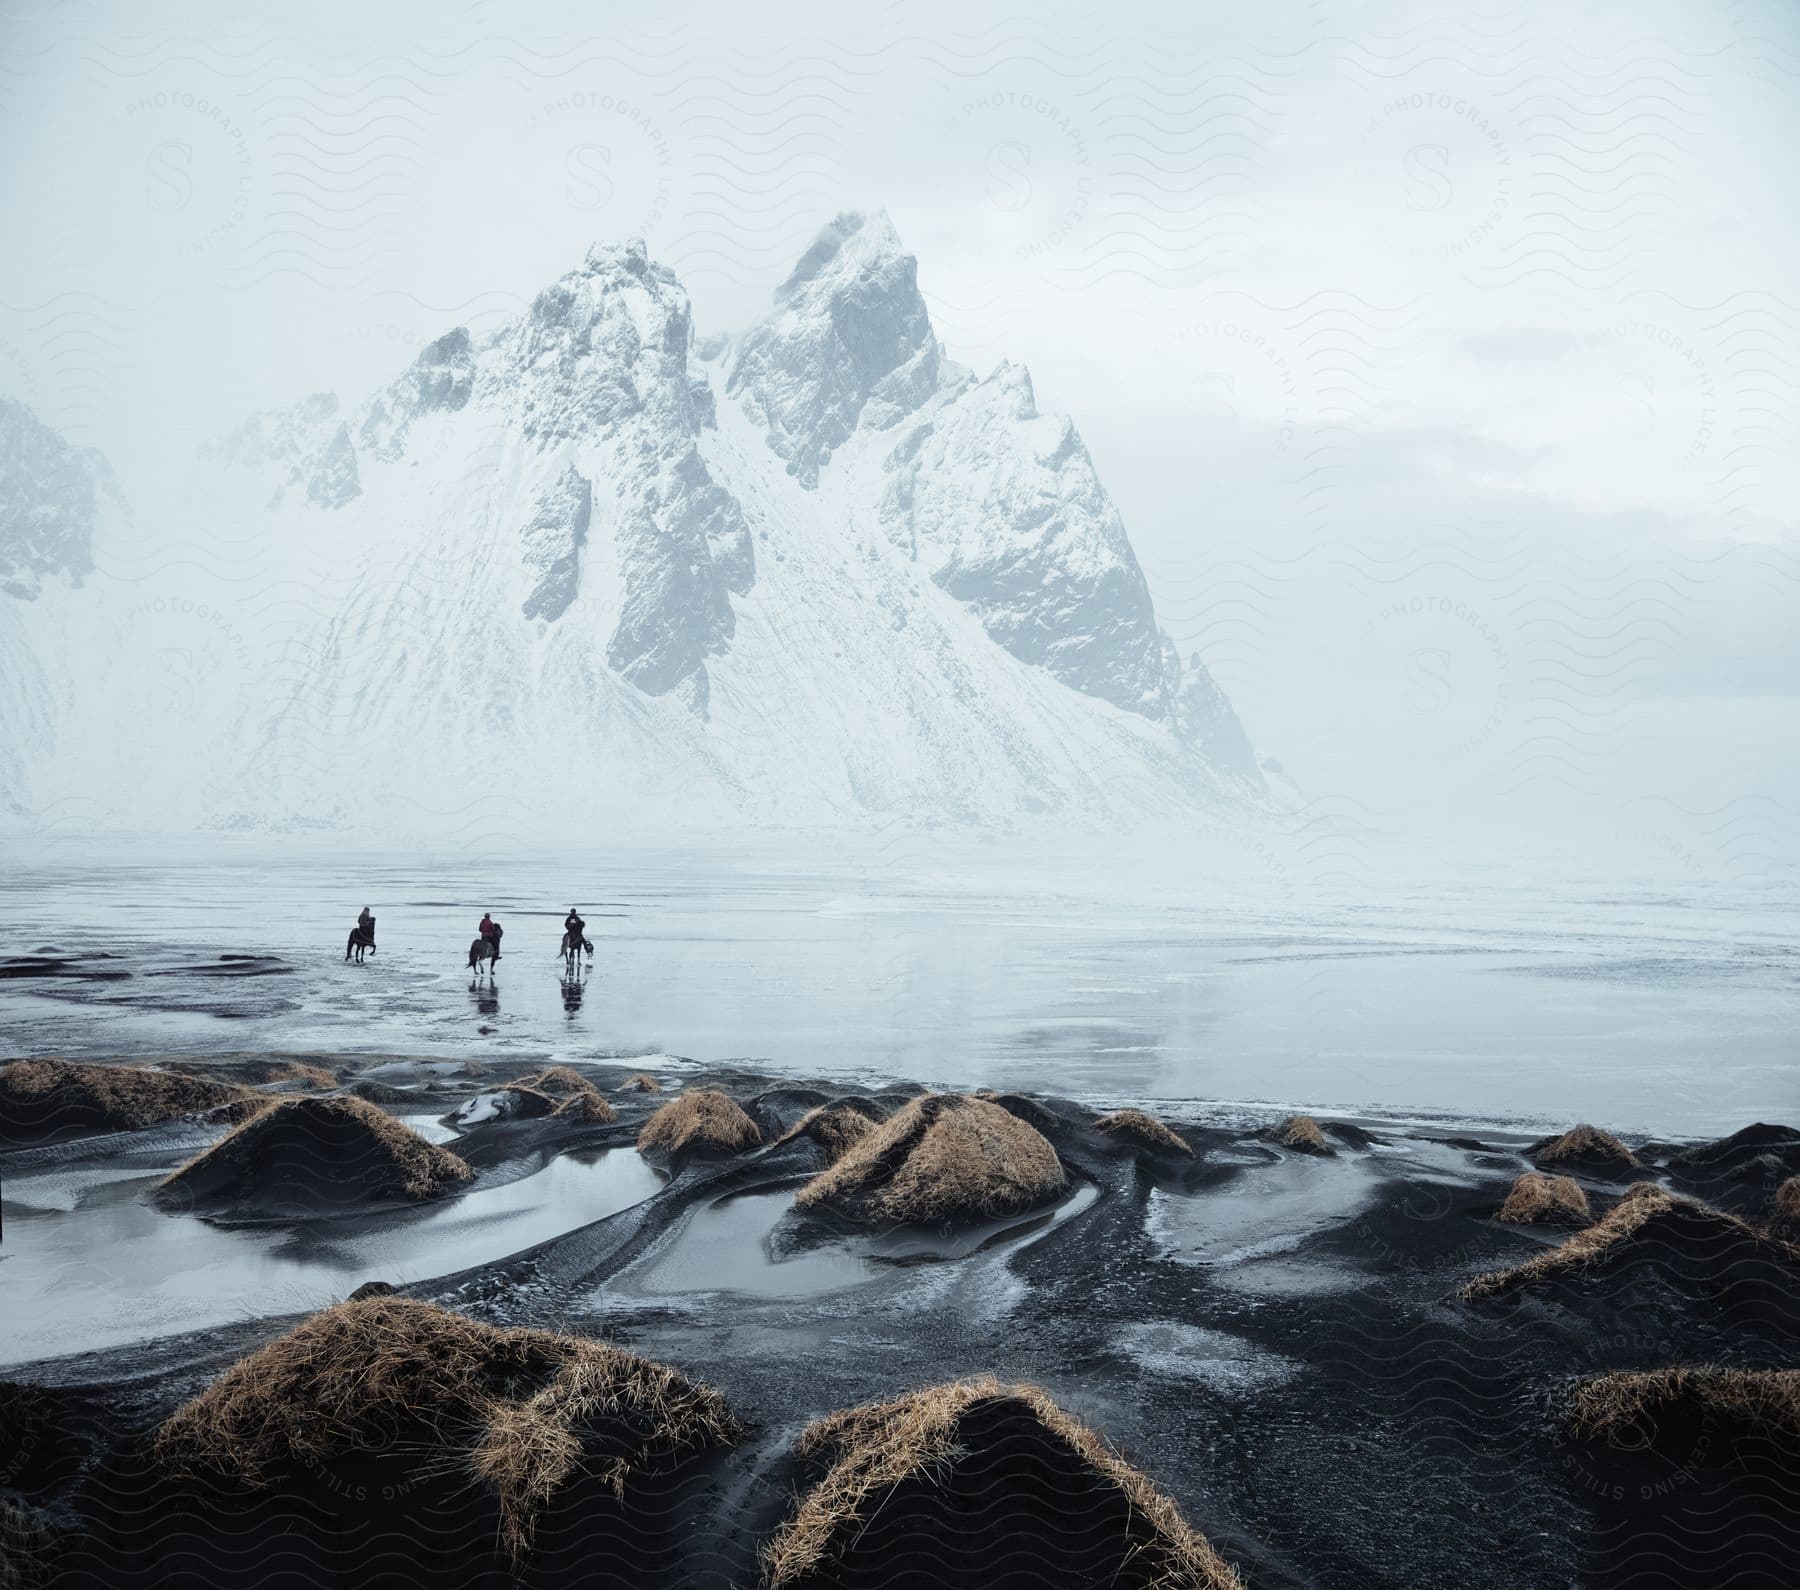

left=1, top=4, right=1796, bottom=1589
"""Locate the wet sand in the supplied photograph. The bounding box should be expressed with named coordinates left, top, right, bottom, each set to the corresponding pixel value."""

left=3, top=1053, right=1796, bottom=1587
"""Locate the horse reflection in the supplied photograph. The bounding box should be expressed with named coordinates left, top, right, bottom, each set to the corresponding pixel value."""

left=561, top=968, right=586, bottom=1017
left=470, top=978, right=499, bottom=1018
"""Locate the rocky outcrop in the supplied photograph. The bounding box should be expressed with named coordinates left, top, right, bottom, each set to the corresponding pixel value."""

left=480, top=240, right=753, bottom=699
left=727, top=211, right=942, bottom=487
left=519, top=466, right=591, bottom=622
left=880, top=362, right=1172, bottom=720
left=0, top=401, right=118, bottom=600
left=355, top=328, right=475, bottom=460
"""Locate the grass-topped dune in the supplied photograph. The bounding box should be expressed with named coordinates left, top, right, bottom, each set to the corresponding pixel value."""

left=1528, top=1124, right=1640, bottom=1172
left=794, top=1093, right=1066, bottom=1229
left=1460, top=1182, right=1800, bottom=1302
left=1497, top=1171, right=1590, bottom=1226
left=1265, top=1114, right=1332, bottom=1155
left=0, top=1058, right=252, bottom=1139
left=1094, top=1109, right=1194, bottom=1157
left=158, top=1096, right=473, bottom=1212
left=1568, top=1366, right=1800, bottom=1453
left=763, top=1375, right=1242, bottom=1589
left=153, top=1297, right=745, bottom=1560
left=637, top=1088, right=763, bottom=1160
left=518, top=1065, right=617, bottom=1122
left=773, top=1099, right=886, bottom=1165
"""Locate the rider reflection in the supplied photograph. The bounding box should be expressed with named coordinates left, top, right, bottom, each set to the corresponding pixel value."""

left=470, top=977, right=499, bottom=1019
left=561, top=971, right=584, bottom=1017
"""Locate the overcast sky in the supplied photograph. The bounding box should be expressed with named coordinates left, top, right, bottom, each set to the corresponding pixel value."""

left=3, top=0, right=1796, bottom=873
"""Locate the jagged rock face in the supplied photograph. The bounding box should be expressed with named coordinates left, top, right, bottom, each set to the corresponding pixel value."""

left=304, top=424, right=361, bottom=509
left=1167, top=637, right=1260, bottom=783
left=520, top=466, right=591, bottom=622
left=211, top=240, right=755, bottom=705
left=727, top=211, right=942, bottom=488
left=879, top=363, right=1172, bottom=719
left=356, top=329, right=474, bottom=460
left=481, top=241, right=753, bottom=698
left=0, top=401, right=117, bottom=600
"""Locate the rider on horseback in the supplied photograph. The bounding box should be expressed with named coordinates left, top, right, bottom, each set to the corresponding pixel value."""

left=564, top=907, right=588, bottom=954
left=479, top=912, right=503, bottom=962
left=357, top=906, right=374, bottom=938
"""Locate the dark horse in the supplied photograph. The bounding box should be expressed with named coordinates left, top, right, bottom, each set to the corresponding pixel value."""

left=345, top=925, right=376, bottom=963
left=468, top=936, right=498, bottom=976
left=560, top=930, right=593, bottom=969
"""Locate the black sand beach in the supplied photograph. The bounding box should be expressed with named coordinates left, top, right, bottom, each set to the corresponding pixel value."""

left=3, top=1054, right=1796, bottom=1588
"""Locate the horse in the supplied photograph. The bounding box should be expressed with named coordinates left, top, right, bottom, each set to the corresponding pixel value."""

left=469, top=936, right=498, bottom=975
left=560, top=929, right=593, bottom=969
left=344, top=926, right=376, bottom=963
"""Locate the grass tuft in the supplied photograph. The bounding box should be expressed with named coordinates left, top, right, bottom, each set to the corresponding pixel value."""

left=1568, top=1366, right=1800, bottom=1446
left=154, top=1297, right=745, bottom=1562
left=773, top=1100, right=886, bottom=1165
left=762, top=1376, right=1241, bottom=1588
left=1529, top=1123, right=1640, bottom=1170
left=160, top=1095, right=473, bottom=1204
left=0, top=1058, right=251, bottom=1137
left=1497, top=1171, right=1591, bottom=1226
left=637, top=1089, right=763, bottom=1158
left=1093, top=1109, right=1193, bottom=1156
left=618, top=1073, right=662, bottom=1094
left=517, top=1066, right=616, bottom=1122
left=1459, top=1182, right=1799, bottom=1300
left=1270, top=1114, right=1331, bottom=1154
left=794, top=1093, right=1065, bottom=1228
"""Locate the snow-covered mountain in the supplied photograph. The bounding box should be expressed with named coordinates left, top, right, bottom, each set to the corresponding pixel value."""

left=1, top=212, right=1264, bottom=833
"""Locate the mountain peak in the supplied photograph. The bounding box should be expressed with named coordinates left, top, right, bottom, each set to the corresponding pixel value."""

left=775, top=209, right=903, bottom=302
left=582, top=236, right=651, bottom=278
left=728, top=210, right=942, bottom=487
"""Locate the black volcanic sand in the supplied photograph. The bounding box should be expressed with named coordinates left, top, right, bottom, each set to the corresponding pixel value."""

left=2, top=1056, right=1796, bottom=1589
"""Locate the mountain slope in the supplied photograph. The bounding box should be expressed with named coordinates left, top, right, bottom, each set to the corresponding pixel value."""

left=2, top=215, right=1263, bottom=833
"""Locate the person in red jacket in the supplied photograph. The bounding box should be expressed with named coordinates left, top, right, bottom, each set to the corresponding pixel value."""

left=478, top=912, right=503, bottom=962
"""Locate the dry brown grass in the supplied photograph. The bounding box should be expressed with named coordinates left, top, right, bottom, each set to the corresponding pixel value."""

left=1459, top=1182, right=1797, bottom=1300
left=551, top=1088, right=615, bottom=1123
left=1568, top=1366, right=1800, bottom=1446
left=794, top=1093, right=1066, bottom=1228
left=1771, top=1176, right=1800, bottom=1234
left=1529, top=1123, right=1640, bottom=1170
left=774, top=1101, right=885, bottom=1165
left=637, top=1089, right=763, bottom=1158
left=518, top=1066, right=616, bottom=1123
left=1270, top=1114, right=1331, bottom=1154
left=1497, top=1171, right=1591, bottom=1226
left=1094, top=1109, right=1194, bottom=1157
left=762, top=1376, right=1242, bottom=1589
left=154, top=1297, right=745, bottom=1561
left=519, top=1065, right=589, bottom=1096
left=618, top=1073, right=662, bottom=1093
left=160, top=1095, right=473, bottom=1203
left=252, top=1061, right=339, bottom=1090
left=0, top=1058, right=251, bottom=1136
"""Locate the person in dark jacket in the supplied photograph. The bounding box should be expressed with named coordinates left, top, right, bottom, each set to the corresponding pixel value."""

left=564, top=907, right=587, bottom=951
left=357, top=906, right=374, bottom=938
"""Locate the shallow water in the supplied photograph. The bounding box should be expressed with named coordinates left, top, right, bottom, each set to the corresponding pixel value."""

left=606, top=1179, right=1101, bottom=1304
left=0, top=848, right=1793, bottom=1133
left=0, top=1145, right=663, bottom=1367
